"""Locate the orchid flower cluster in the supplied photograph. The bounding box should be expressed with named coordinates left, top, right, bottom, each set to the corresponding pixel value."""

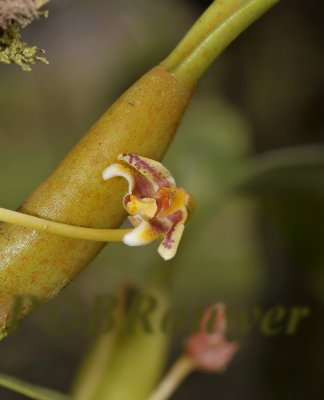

left=103, top=153, right=193, bottom=260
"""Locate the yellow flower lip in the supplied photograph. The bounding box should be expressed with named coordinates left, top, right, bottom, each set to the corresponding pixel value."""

left=103, top=153, right=194, bottom=260
left=154, top=187, right=190, bottom=218
left=126, top=195, right=157, bottom=219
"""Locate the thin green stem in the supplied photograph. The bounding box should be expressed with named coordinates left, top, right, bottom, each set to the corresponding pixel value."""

left=161, top=0, right=279, bottom=87
left=148, top=356, right=196, bottom=400
left=0, top=373, right=70, bottom=400
left=0, top=208, right=131, bottom=242
left=227, top=145, right=324, bottom=194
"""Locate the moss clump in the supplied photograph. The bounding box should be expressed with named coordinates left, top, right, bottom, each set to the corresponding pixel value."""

left=0, top=0, right=40, bottom=30
left=0, top=25, right=48, bottom=71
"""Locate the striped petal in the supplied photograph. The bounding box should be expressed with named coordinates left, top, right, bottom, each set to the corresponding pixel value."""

left=158, top=208, right=188, bottom=260
left=118, top=153, right=176, bottom=191
left=103, top=162, right=155, bottom=200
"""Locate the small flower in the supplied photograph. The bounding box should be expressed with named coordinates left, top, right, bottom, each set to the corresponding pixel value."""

left=185, top=304, right=239, bottom=372
left=103, top=153, right=193, bottom=260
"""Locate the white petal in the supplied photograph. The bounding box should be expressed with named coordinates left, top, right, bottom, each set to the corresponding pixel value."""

left=158, top=208, right=188, bottom=260
left=158, top=222, right=185, bottom=260
left=102, top=163, right=135, bottom=194
left=123, top=217, right=159, bottom=247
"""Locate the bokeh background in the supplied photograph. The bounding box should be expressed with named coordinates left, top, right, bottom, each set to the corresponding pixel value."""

left=0, top=0, right=323, bottom=399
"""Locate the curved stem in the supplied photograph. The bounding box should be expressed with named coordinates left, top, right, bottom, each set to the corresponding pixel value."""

left=0, top=208, right=131, bottom=242
left=0, top=373, right=70, bottom=400
left=227, top=145, right=324, bottom=194
left=161, top=0, right=279, bottom=87
left=148, top=356, right=195, bottom=400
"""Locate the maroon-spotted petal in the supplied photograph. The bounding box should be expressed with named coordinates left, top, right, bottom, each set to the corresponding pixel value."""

left=118, top=153, right=176, bottom=191
left=158, top=208, right=188, bottom=260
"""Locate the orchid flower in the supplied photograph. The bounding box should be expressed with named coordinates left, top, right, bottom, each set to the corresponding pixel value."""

left=103, top=153, right=193, bottom=260
left=148, top=304, right=238, bottom=400
left=185, top=303, right=239, bottom=372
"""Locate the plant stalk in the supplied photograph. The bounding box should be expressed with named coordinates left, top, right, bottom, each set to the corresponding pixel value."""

left=161, top=0, right=280, bottom=87
left=148, top=356, right=196, bottom=400
left=0, top=208, right=130, bottom=242
left=0, top=0, right=280, bottom=338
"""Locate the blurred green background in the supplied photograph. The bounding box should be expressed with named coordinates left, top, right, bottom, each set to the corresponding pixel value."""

left=0, top=0, right=323, bottom=399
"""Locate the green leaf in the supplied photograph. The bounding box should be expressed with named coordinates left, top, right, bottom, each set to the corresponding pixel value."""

left=237, top=145, right=324, bottom=304
left=0, top=373, right=71, bottom=400
left=240, top=146, right=324, bottom=197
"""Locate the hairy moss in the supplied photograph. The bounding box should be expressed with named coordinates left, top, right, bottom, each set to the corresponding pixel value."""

left=0, top=1, right=48, bottom=71
left=0, top=25, right=48, bottom=71
left=0, top=0, right=40, bottom=30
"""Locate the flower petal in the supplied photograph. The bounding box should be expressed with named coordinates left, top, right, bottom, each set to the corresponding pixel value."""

left=103, top=162, right=155, bottom=199
left=155, top=187, right=190, bottom=218
left=123, top=216, right=162, bottom=246
left=201, top=304, right=226, bottom=338
left=192, top=341, right=239, bottom=372
left=102, top=163, right=135, bottom=194
left=118, top=153, right=176, bottom=191
left=158, top=208, right=188, bottom=260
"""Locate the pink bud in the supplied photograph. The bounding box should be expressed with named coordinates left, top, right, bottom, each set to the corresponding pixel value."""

left=185, top=304, right=239, bottom=372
